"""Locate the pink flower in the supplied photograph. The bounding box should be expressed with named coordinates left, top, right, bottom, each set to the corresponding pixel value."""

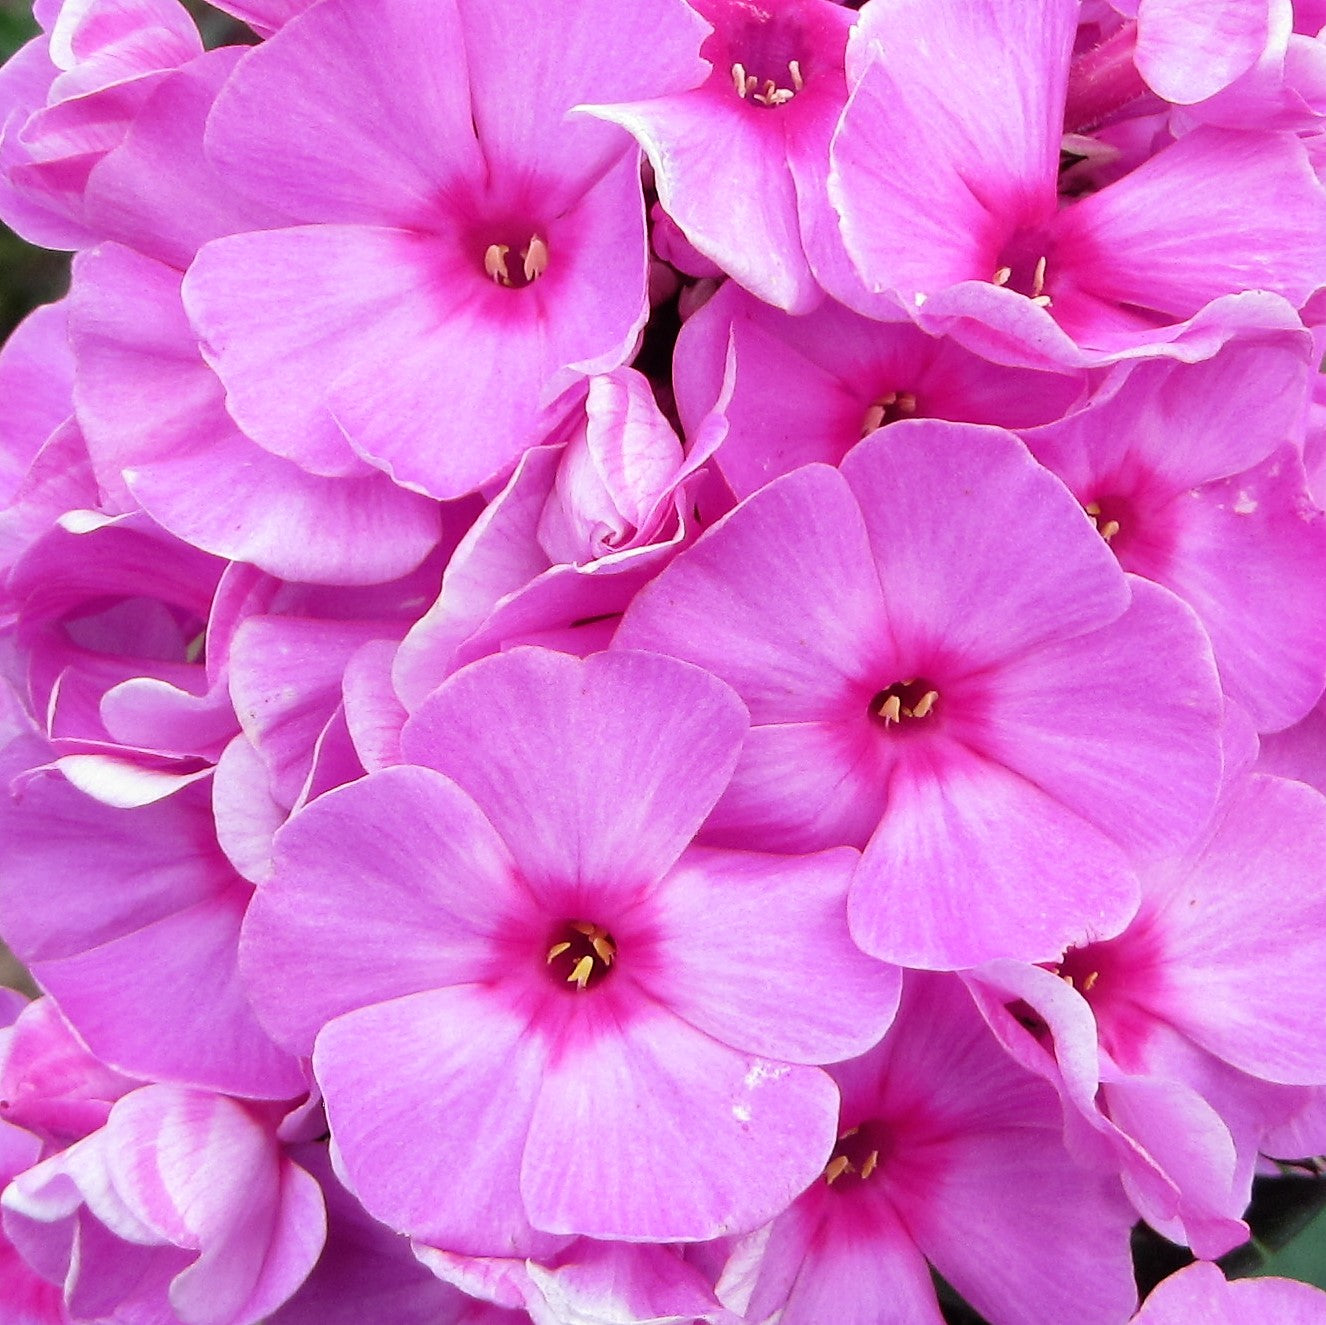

left=241, top=648, right=900, bottom=1252
left=830, top=0, right=1326, bottom=360
left=393, top=366, right=725, bottom=702
left=185, top=0, right=709, bottom=500
left=1021, top=334, right=1326, bottom=732
left=726, top=974, right=1137, bottom=1325
left=968, top=771, right=1326, bottom=1255
left=585, top=0, right=856, bottom=313
left=1, top=1085, right=325, bottom=1325
left=0, top=0, right=202, bottom=249
left=674, top=280, right=1085, bottom=499
left=616, top=420, right=1224, bottom=968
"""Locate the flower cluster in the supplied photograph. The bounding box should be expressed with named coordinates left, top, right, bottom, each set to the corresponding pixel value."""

left=2, top=0, right=1326, bottom=1321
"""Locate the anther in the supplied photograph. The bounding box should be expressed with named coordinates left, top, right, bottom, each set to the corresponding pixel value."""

left=877, top=694, right=903, bottom=724
left=789, top=59, right=804, bottom=91
left=825, top=1155, right=853, bottom=1185
left=568, top=955, right=595, bottom=989
left=484, top=243, right=511, bottom=285
left=1084, top=502, right=1120, bottom=542
left=591, top=933, right=616, bottom=965
left=1032, top=255, right=1048, bottom=299
left=733, top=62, right=749, bottom=97
left=993, top=266, right=1012, bottom=287
left=546, top=941, right=572, bottom=963
left=910, top=689, right=939, bottom=719
left=860, top=1149, right=879, bottom=1180
left=1082, top=970, right=1100, bottom=992
left=522, top=235, right=549, bottom=283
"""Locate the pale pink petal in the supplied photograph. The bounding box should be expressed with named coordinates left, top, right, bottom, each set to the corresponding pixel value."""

left=524, top=1000, right=838, bottom=1240
left=401, top=649, right=748, bottom=903
left=1135, top=0, right=1271, bottom=103
left=615, top=464, right=890, bottom=724
left=1135, top=1262, right=1326, bottom=1325
left=590, top=89, right=819, bottom=313
left=851, top=748, right=1140, bottom=969
left=977, top=578, right=1225, bottom=858
left=242, top=766, right=525, bottom=1055
left=314, top=986, right=560, bottom=1257
left=839, top=420, right=1128, bottom=666
left=1054, top=128, right=1326, bottom=329
left=639, top=845, right=900, bottom=1063
left=1142, top=774, right=1326, bottom=1085
left=204, top=0, right=483, bottom=227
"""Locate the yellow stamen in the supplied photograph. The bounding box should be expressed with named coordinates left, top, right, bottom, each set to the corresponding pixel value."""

left=484, top=243, right=510, bottom=285
left=732, top=62, right=749, bottom=97
left=522, top=235, right=549, bottom=283
left=895, top=391, right=918, bottom=415
left=877, top=694, right=903, bottom=724
left=546, top=940, right=572, bottom=964
left=789, top=59, right=804, bottom=91
left=993, top=266, right=1012, bottom=287
left=568, top=956, right=594, bottom=989
left=860, top=1149, right=879, bottom=1180
left=570, top=920, right=596, bottom=936
left=825, top=1155, right=853, bottom=1185
left=1082, top=970, right=1100, bottom=992
left=591, top=933, right=616, bottom=965
left=1031, top=293, right=1053, bottom=309
left=1032, top=255, right=1048, bottom=299
left=1098, top=520, right=1120, bottom=542
left=861, top=403, right=887, bottom=436
left=910, top=689, right=939, bottom=720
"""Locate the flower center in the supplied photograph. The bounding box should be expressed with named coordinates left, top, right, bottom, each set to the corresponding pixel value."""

left=545, top=919, right=617, bottom=991
left=824, top=1121, right=886, bottom=1188
left=483, top=233, right=549, bottom=289
left=869, top=677, right=940, bottom=728
left=730, top=57, right=804, bottom=106
left=860, top=389, right=918, bottom=438
left=992, top=252, right=1052, bottom=307
left=1084, top=497, right=1123, bottom=544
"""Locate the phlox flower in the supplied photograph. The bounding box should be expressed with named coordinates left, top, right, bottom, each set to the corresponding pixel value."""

left=240, top=648, right=900, bottom=1253
left=830, top=0, right=1326, bottom=362
left=723, top=973, right=1138, bottom=1325
left=616, top=420, right=1225, bottom=968
left=185, top=0, right=709, bottom=501
left=392, top=365, right=725, bottom=705
left=585, top=0, right=856, bottom=313
left=969, top=771, right=1326, bottom=1255
left=0, top=0, right=202, bottom=249
left=673, top=281, right=1085, bottom=499
left=1, top=1084, right=325, bottom=1325
left=1021, top=334, right=1326, bottom=732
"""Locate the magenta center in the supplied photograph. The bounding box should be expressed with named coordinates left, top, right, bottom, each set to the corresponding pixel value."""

left=825, top=1119, right=889, bottom=1189
left=869, top=677, right=940, bottom=730
left=544, top=919, right=617, bottom=991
